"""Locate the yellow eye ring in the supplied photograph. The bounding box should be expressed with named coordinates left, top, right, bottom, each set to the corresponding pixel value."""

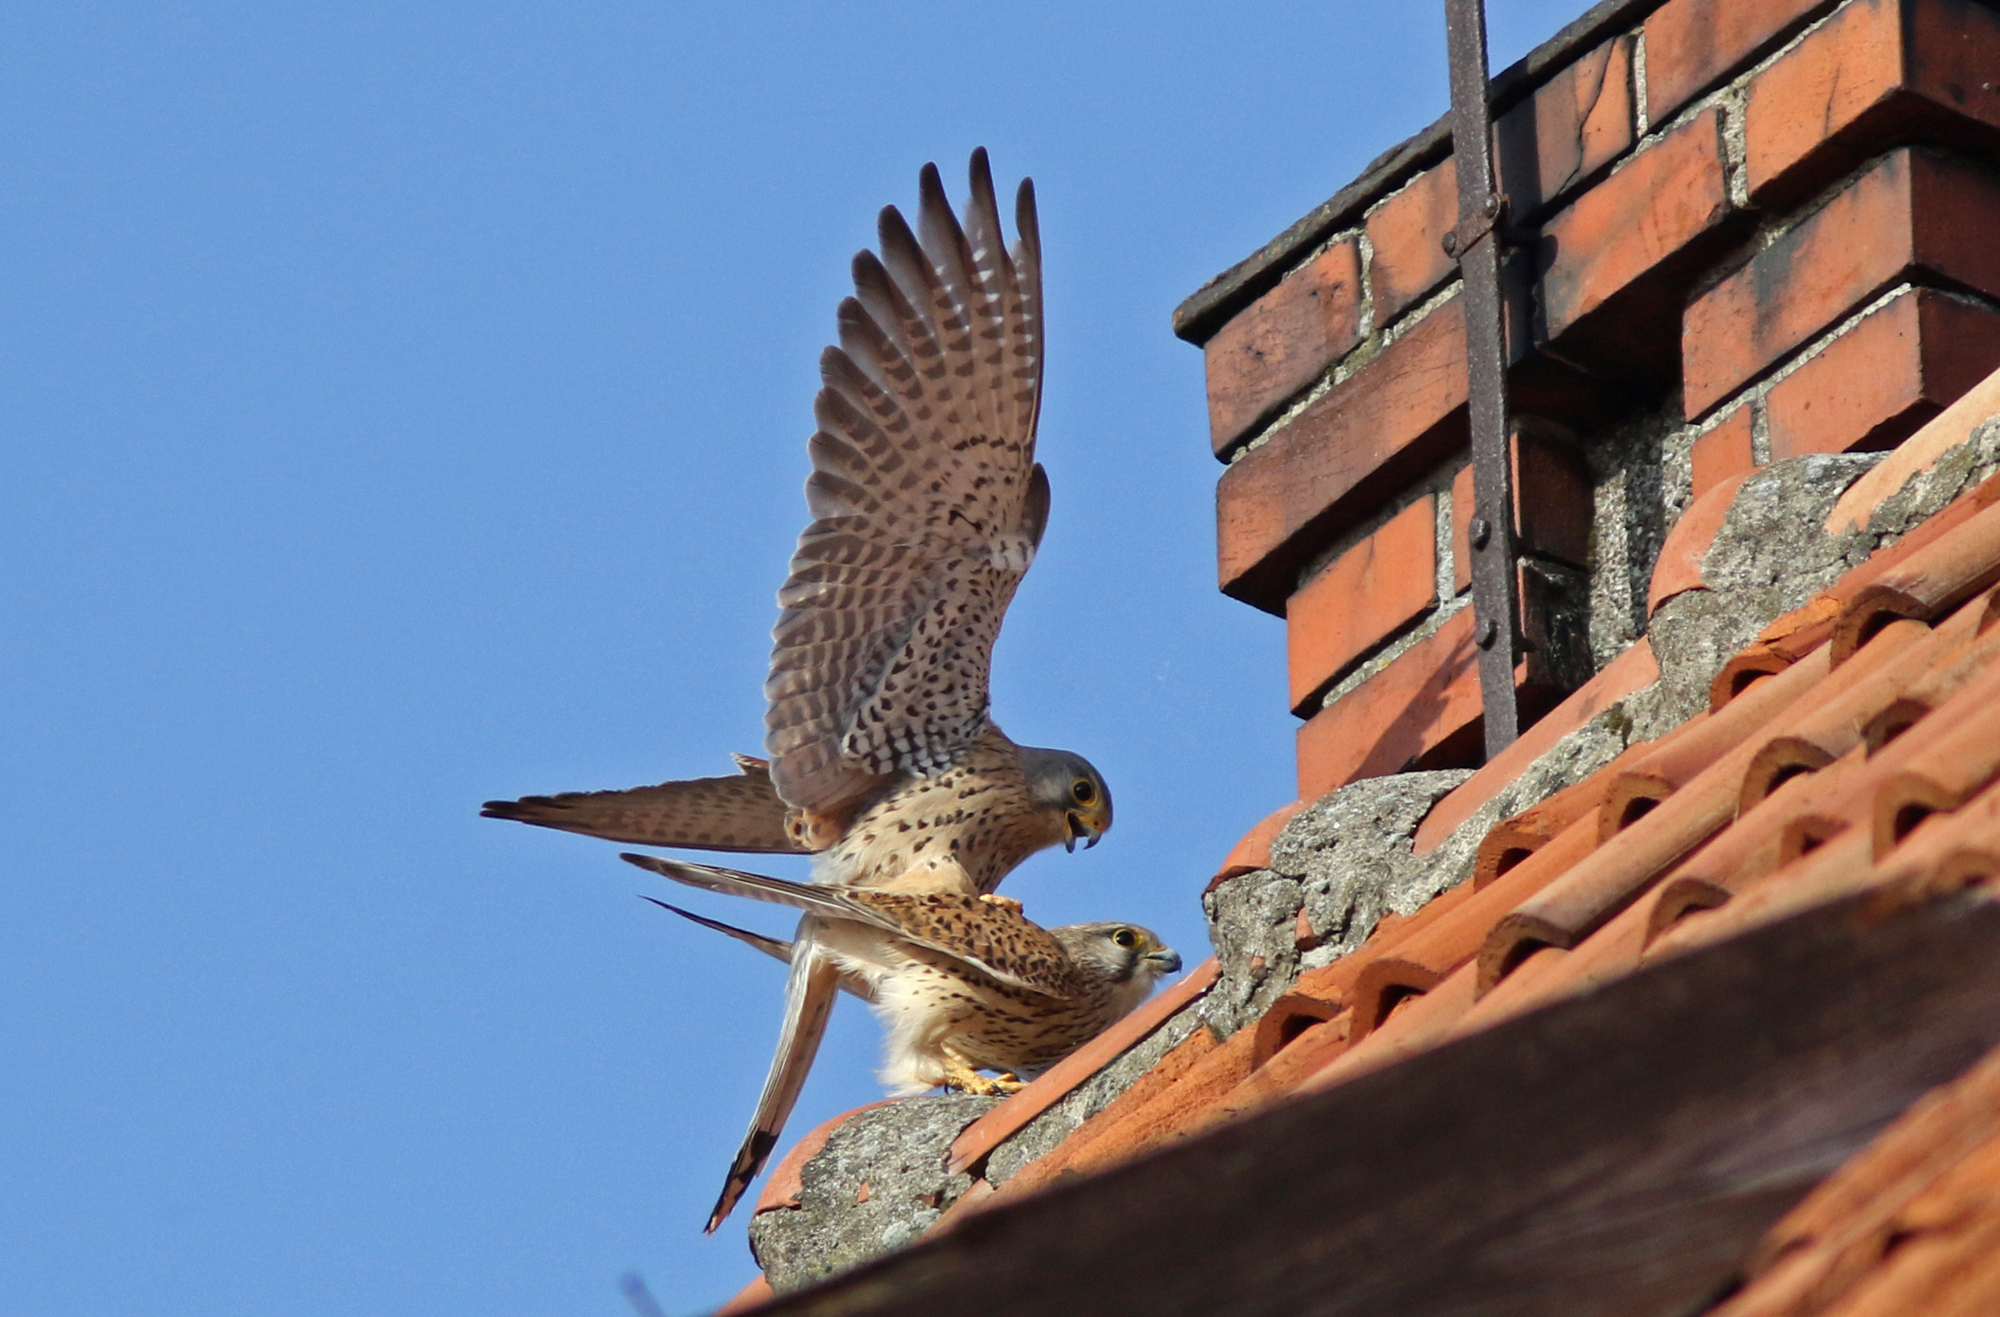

left=1111, top=927, right=1138, bottom=949
left=1071, top=779, right=1096, bottom=805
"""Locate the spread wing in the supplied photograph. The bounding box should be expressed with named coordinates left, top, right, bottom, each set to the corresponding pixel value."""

left=621, top=854, right=1078, bottom=998
left=481, top=756, right=806, bottom=853
left=764, top=148, right=1050, bottom=816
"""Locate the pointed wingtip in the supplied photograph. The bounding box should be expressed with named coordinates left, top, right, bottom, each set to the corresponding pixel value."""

left=1015, top=177, right=1040, bottom=251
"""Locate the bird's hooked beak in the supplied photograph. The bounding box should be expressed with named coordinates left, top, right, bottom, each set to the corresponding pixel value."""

left=1144, top=947, right=1183, bottom=975
left=1063, top=808, right=1105, bottom=853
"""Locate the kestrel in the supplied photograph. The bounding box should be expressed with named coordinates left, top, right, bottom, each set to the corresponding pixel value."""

left=483, top=150, right=1114, bottom=1230
left=625, top=855, right=1180, bottom=1096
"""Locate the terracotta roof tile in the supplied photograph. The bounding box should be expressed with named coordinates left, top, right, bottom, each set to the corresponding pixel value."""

left=715, top=1274, right=775, bottom=1314
left=943, top=956, right=1217, bottom=1176
left=1833, top=499, right=2000, bottom=663
left=1642, top=746, right=1879, bottom=941
left=1413, top=635, right=1660, bottom=851
left=1600, top=640, right=1840, bottom=835
left=1366, top=815, right=1600, bottom=1020
left=1471, top=624, right=1925, bottom=994
left=1739, top=611, right=1996, bottom=808
left=1293, top=959, right=1481, bottom=1094
left=1647, top=470, right=1754, bottom=614
left=1712, top=598, right=1844, bottom=710
left=1204, top=801, right=1304, bottom=893
left=1470, top=729, right=1663, bottom=884
left=1712, top=471, right=2000, bottom=709
left=998, top=1024, right=1263, bottom=1189
left=968, top=1023, right=1228, bottom=1200
left=1265, top=472, right=2000, bottom=1115
left=1828, top=368, right=2000, bottom=535
left=1874, top=690, right=2000, bottom=857
left=1714, top=1038, right=2000, bottom=1317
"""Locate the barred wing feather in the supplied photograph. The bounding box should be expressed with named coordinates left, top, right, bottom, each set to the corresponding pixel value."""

left=764, top=149, right=1048, bottom=815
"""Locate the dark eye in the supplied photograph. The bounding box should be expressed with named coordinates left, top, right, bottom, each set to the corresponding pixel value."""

left=1111, top=927, right=1137, bottom=949
left=1071, top=778, right=1096, bottom=805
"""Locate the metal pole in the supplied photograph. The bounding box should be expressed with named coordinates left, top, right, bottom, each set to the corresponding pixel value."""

left=1444, top=0, right=1520, bottom=755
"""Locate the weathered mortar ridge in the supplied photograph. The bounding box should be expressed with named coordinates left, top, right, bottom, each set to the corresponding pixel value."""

left=748, top=1095, right=999, bottom=1295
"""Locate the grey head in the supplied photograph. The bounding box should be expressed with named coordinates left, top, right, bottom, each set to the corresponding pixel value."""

left=1018, top=745, right=1113, bottom=852
left=1053, top=922, right=1181, bottom=986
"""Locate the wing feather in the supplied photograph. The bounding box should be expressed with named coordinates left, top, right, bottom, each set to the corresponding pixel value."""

left=765, top=151, right=1047, bottom=814
left=621, top=855, right=1077, bottom=997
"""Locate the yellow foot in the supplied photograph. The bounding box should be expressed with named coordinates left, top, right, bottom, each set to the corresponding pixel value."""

left=978, top=893, right=1024, bottom=915
left=941, top=1060, right=1027, bottom=1097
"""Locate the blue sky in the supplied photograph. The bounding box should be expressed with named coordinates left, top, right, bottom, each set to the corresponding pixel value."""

left=2, top=3, right=1591, bottom=1313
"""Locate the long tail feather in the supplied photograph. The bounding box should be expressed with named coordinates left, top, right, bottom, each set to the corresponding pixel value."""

left=707, top=923, right=840, bottom=1231
left=481, top=760, right=806, bottom=854
left=637, top=895, right=793, bottom=964
left=637, top=892, right=879, bottom=1013
left=620, top=853, right=902, bottom=934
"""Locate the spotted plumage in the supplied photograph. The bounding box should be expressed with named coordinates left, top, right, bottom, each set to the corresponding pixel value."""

left=480, top=149, right=1115, bottom=1233
left=628, top=857, right=1180, bottom=1095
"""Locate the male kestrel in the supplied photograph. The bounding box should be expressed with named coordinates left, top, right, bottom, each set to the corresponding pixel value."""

left=625, top=855, right=1180, bottom=1096
left=483, top=150, right=1114, bottom=1230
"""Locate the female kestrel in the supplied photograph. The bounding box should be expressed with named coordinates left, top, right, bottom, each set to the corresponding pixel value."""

left=483, top=150, right=1113, bottom=1230
left=627, top=855, right=1180, bottom=1096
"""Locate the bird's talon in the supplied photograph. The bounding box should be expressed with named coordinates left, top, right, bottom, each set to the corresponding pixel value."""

left=941, top=1063, right=1027, bottom=1097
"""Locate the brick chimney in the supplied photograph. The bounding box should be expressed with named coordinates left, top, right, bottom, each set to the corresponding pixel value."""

left=1175, top=0, right=2000, bottom=802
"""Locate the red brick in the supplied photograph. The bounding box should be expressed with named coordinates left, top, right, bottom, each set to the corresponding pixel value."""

left=1296, top=606, right=1487, bottom=795
left=1766, top=288, right=2000, bottom=460
left=1643, top=0, right=1834, bottom=124
left=1287, top=497, right=1438, bottom=712
left=1511, top=430, right=1593, bottom=568
left=1690, top=404, right=1758, bottom=500
left=1744, top=0, right=2000, bottom=205
left=1541, top=108, right=1733, bottom=342
left=1685, top=150, right=2000, bottom=416
left=1366, top=161, right=1460, bottom=331
left=1365, top=37, right=1635, bottom=332
left=1216, top=297, right=1469, bottom=613
left=1449, top=432, right=1593, bottom=595
left=1494, top=33, right=1637, bottom=217
left=1205, top=240, right=1364, bottom=455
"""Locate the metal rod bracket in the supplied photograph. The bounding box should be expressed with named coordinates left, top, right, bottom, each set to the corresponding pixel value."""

left=1444, top=0, right=1522, bottom=756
